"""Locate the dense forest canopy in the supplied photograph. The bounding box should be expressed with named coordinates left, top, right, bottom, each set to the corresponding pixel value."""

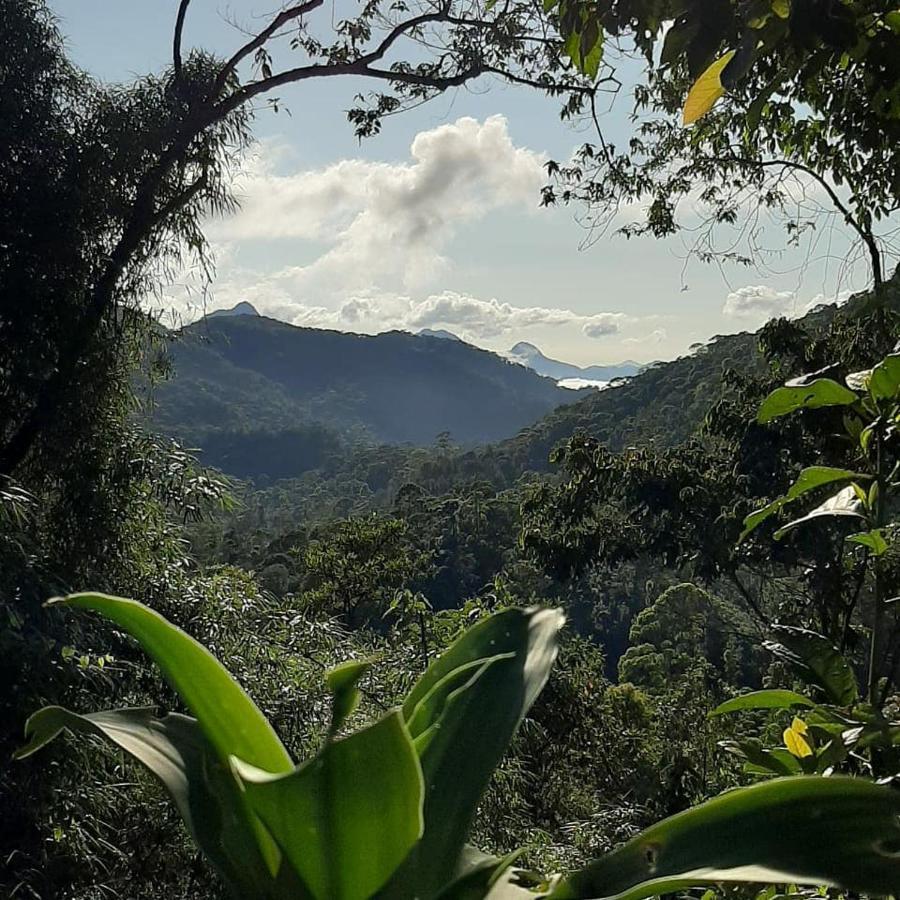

left=4, top=0, right=900, bottom=899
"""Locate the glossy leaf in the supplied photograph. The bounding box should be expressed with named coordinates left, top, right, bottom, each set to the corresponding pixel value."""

left=869, top=354, right=900, bottom=400
left=847, top=528, right=889, bottom=556
left=773, top=485, right=864, bottom=539
left=739, top=466, right=860, bottom=541
left=326, top=659, right=372, bottom=731
left=233, top=710, right=423, bottom=900
left=552, top=777, right=900, bottom=900
left=710, top=689, right=814, bottom=716
left=396, top=607, right=564, bottom=899
left=15, top=706, right=275, bottom=896
left=47, top=592, right=292, bottom=875
left=764, top=625, right=858, bottom=705
left=47, top=593, right=292, bottom=774
left=683, top=51, right=735, bottom=125
left=756, top=379, right=858, bottom=423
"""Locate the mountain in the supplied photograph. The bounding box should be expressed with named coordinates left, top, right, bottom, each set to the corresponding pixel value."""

left=206, top=301, right=260, bottom=318
left=418, top=328, right=462, bottom=341
left=147, top=315, right=590, bottom=477
left=506, top=341, right=641, bottom=384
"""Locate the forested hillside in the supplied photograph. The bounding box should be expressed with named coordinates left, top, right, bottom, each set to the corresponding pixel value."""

left=146, top=314, right=589, bottom=473
left=6, top=1, right=900, bottom=899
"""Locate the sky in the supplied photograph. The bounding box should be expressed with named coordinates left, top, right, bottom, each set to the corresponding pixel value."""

left=47, top=0, right=872, bottom=366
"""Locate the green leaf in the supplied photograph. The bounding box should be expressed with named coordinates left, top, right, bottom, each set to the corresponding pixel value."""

left=847, top=528, right=889, bottom=556
left=47, top=592, right=292, bottom=876
left=869, top=354, right=900, bottom=401
left=552, top=777, right=900, bottom=900
left=710, top=690, right=815, bottom=716
left=764, top=625, right=858, bottom=705
left=773, top=485, right=864, bottom=538
left=15, top=707, right=276, bottom=896
left=233, top=710, right=423, bottom=900
left=326, top=659, right=372, bottom=732
left=683, top=51, right=735, bottom=125
left=720, top=739, right=800, bottom=776
left=757, top=379, right=858, bottom=423
left=397, top=607, right=564, bottom=899
left=739, top=466, right=861, bottom=541
left=47, top=593, right=292, bottom=773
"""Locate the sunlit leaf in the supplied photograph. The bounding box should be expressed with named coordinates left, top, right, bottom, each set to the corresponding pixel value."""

left=757, top=379, right=858, bottom=423
left=847, top=528, right=888, bottom=556
left=233, top=710, right=423, bottom=900
left=711, top=690, right=814, bottom=716
left=15, top=707, right=275, bottom=896
left=395, top=607, right=564, bottom=899
left=683, top=51, right=735, bottom=125
left=868, top=354, right=900, bottom=401
left=783, top=718, right=813, bottom=758
left=552, top=777, right=900, bottom=900
left=773, top=485, right=864, bottom=538
left=326, top=658, right=372, bottom=731
left=739, top=466, right=861, bottom=541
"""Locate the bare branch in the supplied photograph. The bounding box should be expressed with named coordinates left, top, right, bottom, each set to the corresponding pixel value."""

left=173, top=0, right=193, bottom=82
left=212, top=0, right=326, bottom=96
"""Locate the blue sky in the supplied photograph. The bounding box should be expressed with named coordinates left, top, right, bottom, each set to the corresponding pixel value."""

left=48, top=1, right=869, bottom=365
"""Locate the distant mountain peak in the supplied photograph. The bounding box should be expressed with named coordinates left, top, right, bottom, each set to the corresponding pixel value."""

left=505, top=341, right=641, bottom=385
left=207, top=301, right=260, bottom=318
left=418, top=328, right=461, bottom=341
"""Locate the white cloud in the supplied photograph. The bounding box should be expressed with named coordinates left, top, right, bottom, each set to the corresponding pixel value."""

left=207, top=115, right=545, bottom=302
left=582, top=313, right=628, bottom=338
left=237, top=289, right=635, bottom=342
left=723, top=285, right=795, bottom=319
left=723, top=284, right=852, bottom=321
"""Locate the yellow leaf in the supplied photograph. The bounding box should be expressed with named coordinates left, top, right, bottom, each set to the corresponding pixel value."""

left=682, top=50, right=735, bottom=126
left=784, top=719, right=813, bottom=758
left=772, top=0, right=790, bottom=19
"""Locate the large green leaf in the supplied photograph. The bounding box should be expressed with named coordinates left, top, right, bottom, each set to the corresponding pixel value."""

left=756, top=379, right=858, bottom=424
left=763, top=625, right=858, bottom=705
left=15, top=706, right=276, bottom=897
left=552, top=777, right=900, bottom=899
left=773, top=485, right=864, bottom=539
left=710, top=689, right=814, bottom=716
left=233, top=710, right=423, bottom=900
left=869, top=353, right=900, bottom=401
left=395, top=607, right=564, bottom=900
left=47, top=593, right=292, bottom=773
left=739, top=466, right=861, bottom=541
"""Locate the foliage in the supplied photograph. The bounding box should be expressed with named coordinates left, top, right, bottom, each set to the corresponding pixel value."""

left=541, top=0, right=900, bottom=287
left=19, top=594, right=900, bottom=900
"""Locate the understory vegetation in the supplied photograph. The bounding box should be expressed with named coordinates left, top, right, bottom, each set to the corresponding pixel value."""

left=5, top=0, right=900, bottom=898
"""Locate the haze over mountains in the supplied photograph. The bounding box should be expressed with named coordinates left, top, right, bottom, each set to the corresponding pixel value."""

left=148, top=313, right=598, bottom=475
left=505, top=341, right=641, bottom=387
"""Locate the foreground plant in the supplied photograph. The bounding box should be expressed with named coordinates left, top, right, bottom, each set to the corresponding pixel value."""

left=17, top=593, right=900, bottom=899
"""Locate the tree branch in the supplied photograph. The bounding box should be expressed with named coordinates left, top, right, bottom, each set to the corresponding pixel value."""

left=173, top=0, right=193, bottom=82
left=213, top=0, right=326, bottom=96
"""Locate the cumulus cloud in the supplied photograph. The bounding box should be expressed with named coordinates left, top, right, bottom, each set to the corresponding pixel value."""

left=723, top=284, right=852, bottom=321
left=582, top=314, right=628, bottom=338
left=208, top=116, right=545, bottom=300
left=723, top=285, right=795, bottom=319
left=245, top=289, right=633, bottom=341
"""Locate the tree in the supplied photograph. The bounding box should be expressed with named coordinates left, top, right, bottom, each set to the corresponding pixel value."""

left=0, top=0, right=596, bottom=478
left=541, top=0, right=900, bottom=292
